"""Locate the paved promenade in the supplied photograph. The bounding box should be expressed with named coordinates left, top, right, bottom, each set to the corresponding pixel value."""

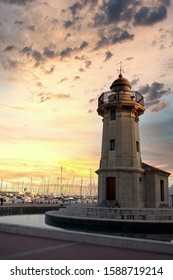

left=0, top=203, right=172, bottom=260
left=0, top=231, right=172, bottom=260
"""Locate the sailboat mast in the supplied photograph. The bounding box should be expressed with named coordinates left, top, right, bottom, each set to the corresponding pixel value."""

left=0, top=178, right=3, bottom=192
left=89, top=169, right=92, bottom=199
left=60, top=166, right=63, bottom=195
left=80, top=177, right=83, bottom=198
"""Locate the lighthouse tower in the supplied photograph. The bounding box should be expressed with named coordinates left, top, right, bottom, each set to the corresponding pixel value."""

left=96, top=69, right=145, bottom=207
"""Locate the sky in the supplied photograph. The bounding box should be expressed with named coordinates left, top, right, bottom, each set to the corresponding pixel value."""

left=0, top=0, right=173, bottom=194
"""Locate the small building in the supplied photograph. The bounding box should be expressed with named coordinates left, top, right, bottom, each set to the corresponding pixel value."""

left=142, top=163, right=170, bottom=208
left=96, top=71, right=170, bottom=208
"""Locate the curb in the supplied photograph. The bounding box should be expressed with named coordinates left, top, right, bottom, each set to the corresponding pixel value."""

left=0, top=222, right=172, bottom=255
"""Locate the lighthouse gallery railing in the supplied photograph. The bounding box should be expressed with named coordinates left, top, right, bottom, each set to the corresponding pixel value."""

left=98, top=91, right=144, bottom=107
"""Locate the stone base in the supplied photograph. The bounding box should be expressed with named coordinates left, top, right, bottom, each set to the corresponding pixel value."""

left=45, top=204, right=173, bottom=233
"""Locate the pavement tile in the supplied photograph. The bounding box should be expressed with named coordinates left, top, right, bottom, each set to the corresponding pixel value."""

left=0, top=232, right=172, bottom=260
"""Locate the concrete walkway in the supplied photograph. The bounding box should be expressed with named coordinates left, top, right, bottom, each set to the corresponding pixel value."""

left=0, top=231, right=172, bottom=260
left=0, top=203, right=172, bottom=260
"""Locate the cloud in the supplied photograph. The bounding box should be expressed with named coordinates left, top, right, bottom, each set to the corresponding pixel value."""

left=44, top=65, right=56, bottom=75
left=8, top=58, right=18, bottom=68
left=31, top=50, right=43, bottom=65
left=28, top=25, right=35, bottom=31
left=139, top=82, right=171, bottom=111
left=151, top=100, right=169, bottom=112
left=134, top=5, right=168, bottom=26
left=104, top=50, right=113, bottom=62
left=79, top=41, right=89, bottom=50
left=63, top=20, right=74, bottom=29
left=14, top=20, right=36, bottom=31
left=89, top=97, right=97, bottom=104
left=92, top=0, right=138, bottom=27
left=64, top=33, right=71, bottom=41
left=4, top=45, right=15, bottom=52
left=93, top=0, right=170, bottom=27
left=87, top=109, right=93, bottom=113
left=21, top=41, right=90, bottom=65
left=0, top=0, right=170, bottom=77
left=58, top=77, right=68, bottom=84
left=74, top=55, right=88, bottom=61
left=69, top=2, right=83, bottom=16
left=1, top=57, right=19, bottom=70
left=73, top=76, right=80, bottom=80
left=37, top=92, right=72, bottom=103
left=2, top=0, right=170, bottom=78
left=68, top=0, right=98, bottom=17
left=14, top=20, right=24, bottom=26
left=126, top=57, right=134, bottom=61
left=63, top=17, right=80, bottom=29
left=51, top=18, right=59, bottom=25
left=85, top=60, right=92, bottom=68
left=140, top=82, right=170, bottom=100
left=36, top=82, right=44, bottom=88
left=21, top=46, right=43, bottom=66
left=63, top=0, right=98, bottom=30
left=21, top=46, right=32, bottom=54
left=0, top=105, right=25, bottom=112
left=59, top=40, right=89, bottom=59
left=1, top=0, right=170, bottom=74
left=101, top=0, right=135, bottom=24
left=95, top=28, right=134, bottom=49
left=43, top=47, right=57, bottom=58
left=59, top=0, right=171, bottom=55
left=131, top=78, right=140, bottom=86
left=21, top=44, right=59, bottom=66
left=112, top=30, right=134, bottom=44
left=1, top=0, right=35, bottom=5
left=19, top=39, right=88, bottom=67
left=79, top=67, right=85, bottom=72
left=59, top=47, right=74, bottom=58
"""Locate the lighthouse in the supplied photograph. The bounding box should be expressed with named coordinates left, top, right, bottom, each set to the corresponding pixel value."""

left=96, top=68, right=145, bottom=207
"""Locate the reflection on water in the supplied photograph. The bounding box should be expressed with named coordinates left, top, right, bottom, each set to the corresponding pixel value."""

left=0, top=214, right=64, bottom=231
left=0, top=214, right=173, bottom=242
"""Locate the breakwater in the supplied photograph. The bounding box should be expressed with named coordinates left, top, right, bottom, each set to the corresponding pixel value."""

left=0, top=204, right=61, bottom=216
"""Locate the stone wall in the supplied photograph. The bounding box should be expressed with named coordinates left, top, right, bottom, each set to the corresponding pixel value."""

left=144, top=172, right=169, bottom=208
left=58, top=205, right=173, bottom=221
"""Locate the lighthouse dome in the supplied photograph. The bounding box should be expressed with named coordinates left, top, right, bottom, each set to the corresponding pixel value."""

left=110, top=73, right=131, bottom=92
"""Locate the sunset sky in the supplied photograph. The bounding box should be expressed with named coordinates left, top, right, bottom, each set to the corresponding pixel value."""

left=0, top=0, right=173, bottom=193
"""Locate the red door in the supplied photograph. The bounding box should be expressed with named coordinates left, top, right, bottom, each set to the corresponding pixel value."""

left=106, top=177, right=116, bottom=201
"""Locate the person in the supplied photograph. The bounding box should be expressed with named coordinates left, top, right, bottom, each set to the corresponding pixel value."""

left=0, top=197, right=3, bottom=206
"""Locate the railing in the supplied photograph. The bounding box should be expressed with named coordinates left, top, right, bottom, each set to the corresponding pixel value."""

left=98, top=91, right=144, bottom=107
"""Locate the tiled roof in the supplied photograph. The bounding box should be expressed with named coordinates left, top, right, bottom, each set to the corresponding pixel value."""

left=142, top=162, right=171, bottom=176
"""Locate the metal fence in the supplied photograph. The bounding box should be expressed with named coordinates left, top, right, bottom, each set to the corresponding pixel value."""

left=98, top=90, right=144, bottom=107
